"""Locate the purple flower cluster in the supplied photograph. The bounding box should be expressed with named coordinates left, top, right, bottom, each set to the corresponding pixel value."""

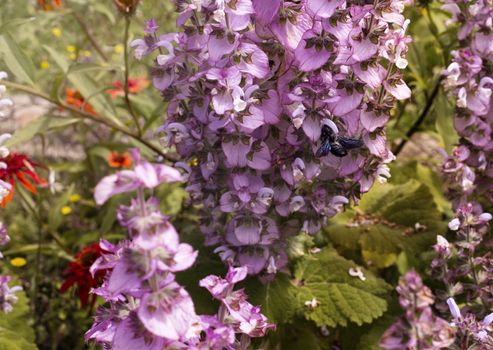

left=87, top=149, right=273, bottom=349
left=446, top=298, right=493, bottom=348
left=0, top=275, right=22, bottom=313
left=441, top=0, right=493, bottom=205
left=430, top=204, right=493, bottom=348
left=438, top=2, right=493, bottom=347
left=0, top=222, right=9, bottom=260
left=379, top=271, right=455, bottom=350
left=134, top=0, right=412, bottom=275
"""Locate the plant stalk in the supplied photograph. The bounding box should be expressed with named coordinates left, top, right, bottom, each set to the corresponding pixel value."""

left=123, top=15, right=143, bottom=136
left=0, top=80, right=176, bottom=161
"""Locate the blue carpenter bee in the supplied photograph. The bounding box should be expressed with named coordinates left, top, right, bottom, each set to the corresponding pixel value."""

left=316, top=124, right=363, bottom=157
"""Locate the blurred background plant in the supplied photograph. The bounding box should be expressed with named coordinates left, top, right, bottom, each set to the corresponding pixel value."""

left=0, top=0, right=488, bottom=350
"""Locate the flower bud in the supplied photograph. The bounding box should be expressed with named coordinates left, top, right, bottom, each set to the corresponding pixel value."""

left=448, top=218, right=461, bottom=231
left=446, top=297, right=462, bottom=320
left=113, top=0, right=140, bottom=15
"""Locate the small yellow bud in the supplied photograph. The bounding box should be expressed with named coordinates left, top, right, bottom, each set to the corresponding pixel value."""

left=114, top=44, right=124, bottom=54
left=66, top=45, right=76, bottom=53
left=51, top=27, right=62, bottom=38
left=82, top=50, right=92, bottom=57
left=189, top=158, right=198, bottom=167
left=10, top=257, right=27, bottom=267
left=69, top=194, right=81, bottom=203
left=40, top=61, right=50, bottom=70
left=61, top=206, right=72, bottom=215
left=69, top=53, right=77, bottom=60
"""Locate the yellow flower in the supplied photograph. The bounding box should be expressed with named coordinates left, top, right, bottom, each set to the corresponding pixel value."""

left=61, top=206, right=72, bottom=215
left=82, top=50, right=92, bottom=57
left=69, top=194, right=81, bottom=203
left=66, top=45, right=76, bottom=53
left=69, top=53, right=77, bottom=60
left=114, top=44, right=124, bottom=54
left=10, top=257, right=27, bottom=267
left=40, top=61, right=50, bottom=70
left=51, top=27, right=62, bottom=38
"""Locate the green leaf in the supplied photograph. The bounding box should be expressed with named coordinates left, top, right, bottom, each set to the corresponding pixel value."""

left=0, top=17, right=36, bottom=34
left=171, top=220, right=227, bottom=315
left=246, top=273, right=300, bottom=324
left=91, top=2, right=116, bottom=24
left=435, top=91, right=458, bottom=154
left=275, top=320, right=325, bottom=350
left=99, top=196, right=123, bottom=234
left=339, top=312, right=398, bottom=350
left=44, top=45, right=123, bottom=127
left=67, top=63, right=119, bottom=75
left=326, top=180, right=446, bottom=269
left=389, top=161, right=451, bottom=215
left=2, top=243, right=72, bottom=260
left=0, top=287, right=37, bottom=350
left=0, top=32, right=35, bottom=85
left=293, top=249, right=390, bottom=327
left=156, top=183, right=188, bottom=216
left=6, top=116, right=79, bottom=147
left=48, top=184, right=75, bottom=232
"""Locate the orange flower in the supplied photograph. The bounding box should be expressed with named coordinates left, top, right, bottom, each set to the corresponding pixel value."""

left=65, top=88, right=95, bottom=115
left=0, top=153, right=46, bottom=207
left=107, top=77, right=149, bottom=99
left=37, top=0, right=62, bottom=11
left=107, top=151, right=132, bottom=168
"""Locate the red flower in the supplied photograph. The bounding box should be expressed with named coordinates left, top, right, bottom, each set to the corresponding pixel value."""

left=65, top=88, right=96, bottom=115
left=107, top=151, right=132, bottom=168
left=0, top=153, right=45, bottom=207
left=60, top=243, right=107, bottom=308
left=107, top=77, right=149, bottom=99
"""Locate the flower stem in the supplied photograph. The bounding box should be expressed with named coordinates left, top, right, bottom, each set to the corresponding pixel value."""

left=123, top=15, right=143, bottom=136
left=239, top=334, right=251, bottom=350
left=393, top=76, right=443, bottom=156
left=72, top=12, right=109, bottom=62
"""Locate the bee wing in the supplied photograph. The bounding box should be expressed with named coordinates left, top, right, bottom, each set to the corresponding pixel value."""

left=316, top=142, right=332, bottom=157
left=329, top=142, right=348, bottom=157
left=338, top=137, right=363, bottom=150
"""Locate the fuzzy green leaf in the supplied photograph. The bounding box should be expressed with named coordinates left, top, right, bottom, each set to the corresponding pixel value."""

left=246, top=273, right=300, bottom=324
left=293, top=249, right=390, bottom=328
left=326, top=180, right=446, bottom=268
left=0, top=287, right=37, bottom=350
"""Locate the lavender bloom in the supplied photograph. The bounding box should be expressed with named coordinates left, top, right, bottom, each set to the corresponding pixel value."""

left=380, top=271, right=455, bottom=350
left=441, top=1, right=493, bottom=205
left=0, top=275, right=22, bottom=313
left=135, top=0, right=413, bottom=275
left=446, top=298, right=493, bottom=348
left=200, top=266, right=275, bottom=338
left=94, top=148, right=183, bottom=205
left=0, top=222, right=9, bottom=247
left=88, top=150, right=202, bottom=348
left=88, top=150, right=274, bottom=349
left=0, top=222, right=9, bottom=260
left=431, top=203, right=493, bottom=349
